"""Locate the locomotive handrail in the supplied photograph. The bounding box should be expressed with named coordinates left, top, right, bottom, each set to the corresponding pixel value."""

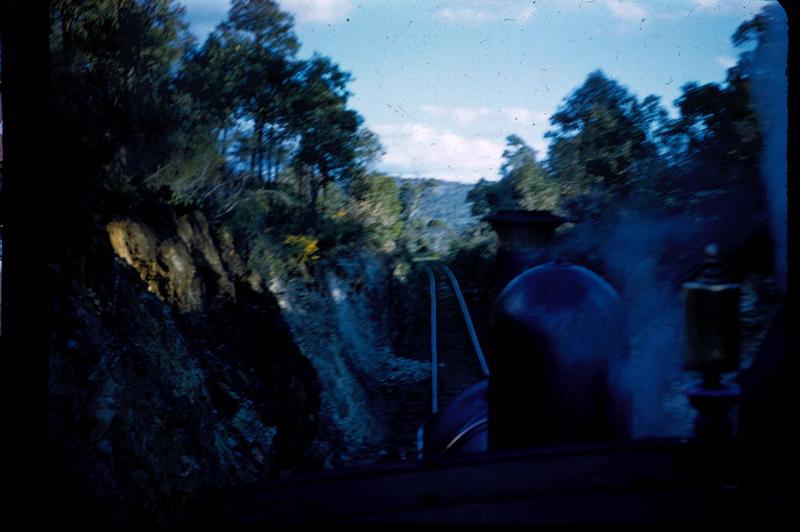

left=443, top=416, right=488, bottom=454
left=439, top=264, right=490, bottom=377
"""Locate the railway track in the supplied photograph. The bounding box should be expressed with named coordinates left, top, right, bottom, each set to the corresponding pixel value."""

left=423, top=262, right=489, bottom=416
left=383, top=261, right=489, bottom=460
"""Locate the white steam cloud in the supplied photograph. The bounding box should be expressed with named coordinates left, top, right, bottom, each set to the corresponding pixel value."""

left=749, top=3, right=788, bottom=292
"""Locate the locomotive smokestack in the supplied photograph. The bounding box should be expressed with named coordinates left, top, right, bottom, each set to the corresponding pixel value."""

left=484, top=210, right=567, bottom=291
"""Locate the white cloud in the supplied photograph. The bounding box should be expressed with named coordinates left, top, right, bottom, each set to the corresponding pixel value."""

left=415, top=105, right=552, bottom=163
left=603, top=0, right=649, bottom=22
left=515, top=5, right=536, bottom=22
left=422, top=105, right=549, bottom=129
left=372, top=123, right=505, bottom=182
left=433, top=1, right=535, bottom=24
left=716, top=55, right=737, bottom=69
left=448, top=107, right=492, bottom=125
left=256, top=0, right=775, bottom=30
left=434, top=7, right=493, bottom=22
left=526, top=137, right=550, bottom=158
left=279, top=0, right=354, bottom=24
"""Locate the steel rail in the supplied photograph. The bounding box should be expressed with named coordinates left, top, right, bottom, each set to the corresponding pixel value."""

left=439, top=264, right=490, bottom=377
left=425, top=265, right=438, bottom=414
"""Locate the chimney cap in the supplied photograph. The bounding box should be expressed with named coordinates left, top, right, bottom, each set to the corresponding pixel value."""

left=483, top=209, right=569, bottom=227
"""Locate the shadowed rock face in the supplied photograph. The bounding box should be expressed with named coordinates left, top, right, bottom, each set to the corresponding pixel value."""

left=48, top=208, right=320, bottom=520
left=489, top=263, right=632, bottom=450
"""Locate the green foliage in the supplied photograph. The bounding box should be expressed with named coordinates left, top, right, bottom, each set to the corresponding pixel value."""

left=345, top=173, right=403, bottom=252
left=145, top=129, right=227, bottom=208
left=50, top=0, right=388, bottom=266
left=353, top=129, right=387, bottom=174
left=661, top=79, right=761, bottom=186
left=545, top=70, right=664, bottom=205
left=179, top=31, right=241, bottom=133
left=227, top=0, right=299, bottom=52
left=445, top=222, right=499, bottom=305
left=179, top=3, right=378, bottom=213
left=180, top=0, right=301, bottom=186
left=290, top=55, right=366, bottom=212
left=468, top=135, right=558, bottom=216
left=538, top=62, right=761, bottom=219
left=225, top=188, right=299, bottom=244
left=649, top=13, right=765, bottom=215
left=50, top=0, right=195, bottom=207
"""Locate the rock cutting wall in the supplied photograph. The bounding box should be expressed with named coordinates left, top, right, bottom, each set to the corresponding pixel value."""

left=48, top=209, right=320, bottom=520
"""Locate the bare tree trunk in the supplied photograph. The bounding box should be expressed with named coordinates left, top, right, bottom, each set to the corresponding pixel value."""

left=309, top=170, right=320, bottom=221
left=59, top=2, right=73, bottom=69
left=297, top=171, right=303, bottom=197
left=266, top=126, right=274, bottom=183
left=256, top=122, right=264, bottom=182
left=276, top=145, right=284, bottom=181
left=250, top=141, right=256, bottom=174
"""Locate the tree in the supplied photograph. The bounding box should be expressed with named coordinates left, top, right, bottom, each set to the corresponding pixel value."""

left=663, top=79, right=760, bottom=178
left=215, top=0, right=299, bottom=184
left=545, top=70, right=664, bottom=203
left=50, top=0, right=194, bottom=203
left=178, top=0, right=373, bottom=219
left=352, top=128, right=386, bottom=176
left=655, top=14, right=765, bottom=207
left=180, top=0, right=301, bottom=188
left=468, top=135, right=558, bottom=216
left=291, top=55, right=363, bottom=214
left=228, top=0, right=299, bottom=184
left=179, top=31, right=245, bottom=148
left=226, top=0, right=298, bottom=52
left=500, top=135, right=559, bottom=211
left=347, top=173, right=403, bottom=251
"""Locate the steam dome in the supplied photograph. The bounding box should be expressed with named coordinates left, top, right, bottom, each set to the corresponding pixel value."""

left=489, top=263, right=631, bottom=449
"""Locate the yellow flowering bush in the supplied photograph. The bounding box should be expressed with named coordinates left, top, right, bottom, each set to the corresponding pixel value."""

left=284, top=234, right=320, bottom=266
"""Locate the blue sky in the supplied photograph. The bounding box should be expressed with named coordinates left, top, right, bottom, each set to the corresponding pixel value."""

left=181, top=0, right=774, bottom=182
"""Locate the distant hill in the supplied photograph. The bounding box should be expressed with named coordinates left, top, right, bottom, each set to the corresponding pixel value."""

left=394, top=177, right=484, bottom=256
left=396, top=177, right=480, bottom=232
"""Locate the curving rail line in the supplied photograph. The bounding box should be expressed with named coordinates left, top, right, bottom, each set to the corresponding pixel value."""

left=440, top=264, right=490, bottom=378
left=423, top=262, right=489, bottom=416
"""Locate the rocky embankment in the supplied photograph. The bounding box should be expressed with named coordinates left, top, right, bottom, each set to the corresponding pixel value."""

left=265, top=252, right=430, bottom=467
left=48, top=209, right=320, bottom=519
